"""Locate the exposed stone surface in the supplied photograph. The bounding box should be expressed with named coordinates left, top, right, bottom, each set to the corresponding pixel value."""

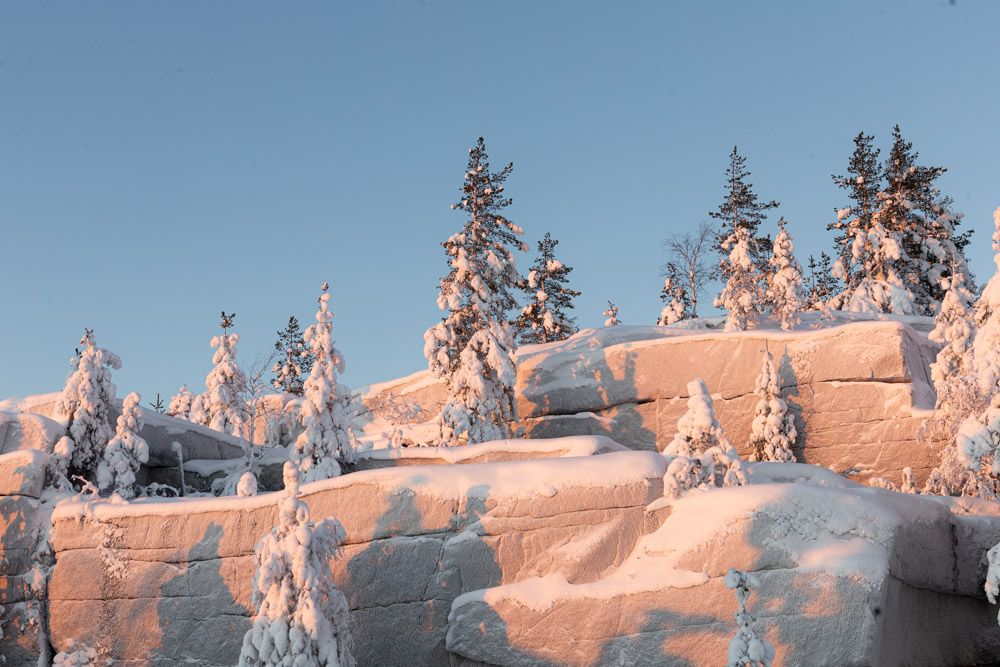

left=47, top=451, right=665, bottom=665
left=371, top=321, right=942, bottom=486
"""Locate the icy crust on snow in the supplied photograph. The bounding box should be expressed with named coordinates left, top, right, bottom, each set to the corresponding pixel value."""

left=51, top=449, right=667, bottom=522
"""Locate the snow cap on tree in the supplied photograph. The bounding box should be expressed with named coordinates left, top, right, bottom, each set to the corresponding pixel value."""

left=766, top=219, right=804, bottom=330
left=167, top=385, right=195, bottom=420
left=657, top=274, right=689, bottom=326
left=57, top=329, right=122, bottom=481
left=715, top=225, right=763, bottom=331
left=97, top=392, right=149, bottom=499
left=424, top=138, right=524, bottom=446
left=238, top=462, right=354, bottom=666
left=291, top=283, right=356, bottom=480
left=747, top=352, right=796, bottom=463
left=193, top=312, right=250, bottom=437
left=663, top=378, right=729, bottom=457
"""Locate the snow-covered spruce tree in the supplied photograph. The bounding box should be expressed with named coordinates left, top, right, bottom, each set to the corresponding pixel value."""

left=96, top=392, right=149, bottom=499
left=827, top=131, right=916, bottom=314
left=709, top=147, right=779, bottom=278
left=766, top=219, right=804, bottom=331
left=57, top=329, right=122, bottom=482
left=515, top=232, right=581, bottom=344
left=662, top=378, right=747, bottom=495
left=238, top=462, right=354, bottom=667
left=747, top=352, right=796, bottom=463
left=424, top=138, right=525, bottom=447
left=191, top=312, right=250, bottom=437
left=724, top=568, right=776, bottom=667
left=603, top=301, right=620, bottom=326
left=926, top=269, right=980, bottom=437
left=881, top=125, right=974, bottom=314
left=272, top=316, right=313, bottom=396
left=167, top=385, right=195, bottom=420
left=291, top=283, right=356, bottom=481
left=657, top=269, right=690, bottom=326
left=974, top=208, right=1000, bottom=398
left=715, top=224, right=764, bottom=331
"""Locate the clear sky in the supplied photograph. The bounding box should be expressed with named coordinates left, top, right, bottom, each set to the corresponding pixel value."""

left=1, top=0, right=998, bottom=404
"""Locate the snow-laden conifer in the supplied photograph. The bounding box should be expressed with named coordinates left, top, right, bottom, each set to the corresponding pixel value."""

left=515, top=232, right=580, bottom=344
left=192, top=312, right=250, bottom=437
left=657, top=273, right=689, bottom=326
left=96, top=392, right=149, bottom=499
left=715, top=225, right=763, bottom=331
left=272, top=316, right=312, bottom=396
left=710, top=147, right=779, bottom=278
left=238, top=462, right=354, bottom=667
left=424, top=138, right=525, bottom=446
left=747, top=352, right=796, bottom=463
left=167, top=385, right=195, bottom=420
left=766, top=219, right=804, bottom=330
left=827, top=132, right=917, bottom=314
left=926, top=269, right=980, bottom=438
left=724, top=568, right=776, bottom=667
left=57, top=329, right=122, bottom=481
left=973, top=208, right=1000, bottom=398
left=291, top=283, right=356, bottom=481
left=603, top=301, right=620, bottom=326
left=662, top=378, right=747, bottom=494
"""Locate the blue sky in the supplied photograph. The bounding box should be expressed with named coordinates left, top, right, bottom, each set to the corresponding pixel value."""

left=1, top=0, right=998, bottom=404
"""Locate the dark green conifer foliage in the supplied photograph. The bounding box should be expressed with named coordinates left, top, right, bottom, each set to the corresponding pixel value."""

left=828, top=132, right=883, bottom=291
left=272, top=316, right=312, bottom=395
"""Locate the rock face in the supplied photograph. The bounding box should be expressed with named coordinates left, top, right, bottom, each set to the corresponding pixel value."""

left=366, top=321, right=942, bottom=487
left=46, top=450, right=666, bottom=666
left=445, top=464, right=1000, bottom=667
left=0, top=450, right=48, bottom=666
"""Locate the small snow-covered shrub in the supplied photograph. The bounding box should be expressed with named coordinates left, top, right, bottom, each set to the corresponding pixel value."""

left=96, top=392, right=149, bottom=499
left=237, top=471, right=258, bottom=497
left=53, top=644, right=101, bottom=666
left=867, top=477, right=897, bottom=491
left=238, top=462, right=354, bottom=666
left=724, top=568, right=775, bottom=667
left=167, top=385, right=195, bottom=420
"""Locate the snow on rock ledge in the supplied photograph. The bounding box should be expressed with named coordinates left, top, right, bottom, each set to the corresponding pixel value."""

left=447, top=464, right=1000, bottom=666
left=46, top=450, right=666, bottom=665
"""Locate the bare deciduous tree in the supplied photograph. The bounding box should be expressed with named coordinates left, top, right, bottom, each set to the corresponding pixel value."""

left=661, top=220, right=716, bottom=318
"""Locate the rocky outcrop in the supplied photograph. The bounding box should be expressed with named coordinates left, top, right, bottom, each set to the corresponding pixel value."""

left=0, top=450, right=48, bottom=665
left=46, top=450, right=665, bottom=665
left=366, top=321, right=942, bottom=486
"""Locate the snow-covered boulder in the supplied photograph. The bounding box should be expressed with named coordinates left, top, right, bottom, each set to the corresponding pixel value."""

left=0, top=410, right=65, bottom=454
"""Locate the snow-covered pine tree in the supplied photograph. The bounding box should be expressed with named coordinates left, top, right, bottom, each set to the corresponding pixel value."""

left=167, top=385, right=195, bottom=420
left=192, top=313, right=250, bottom=437
left=724, top=568, right=776, bottom=667
left=747, top=352, right=796, bottom=462
left=715, top=224, right=763, bottom=331
left=827, top=131, right=916, bottom=314
left=424, top=138, right=525, bottom=447
left=515, top=232, right=581, bottom=344
left=271, top=316, right=312, bottom=396
left=663, top=378, right=728, bottom=456
left=238, top=462, right=354, bottom=667
left=97, top=392, right=149, bottom=499
left=657, top=267, right=690, bottom=326
left=766, top=219, right=804, bottom=330
left=291, top=283, right=356, bottom=482
left=974, top=209, right=1000, bottom=399
left=603, top=301, right=620, bottom=326
left=57, top=329, right=122, bottom=481
left=709, top=147, right=779, bottom=279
